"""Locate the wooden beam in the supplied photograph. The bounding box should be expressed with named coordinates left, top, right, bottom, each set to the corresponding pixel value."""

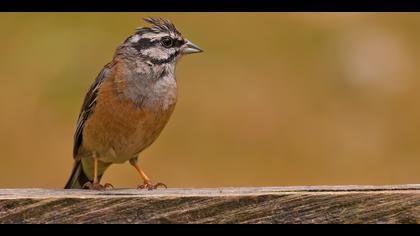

left=0, top=185, right=419, bottom=224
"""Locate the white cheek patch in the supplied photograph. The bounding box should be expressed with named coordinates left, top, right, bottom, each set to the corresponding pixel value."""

left=141, top=47, right=176, bottom=60
left=141, top=48, right=168, bottom=60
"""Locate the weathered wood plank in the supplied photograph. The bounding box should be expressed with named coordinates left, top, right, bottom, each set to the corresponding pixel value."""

left=0, top=185, right=419, bottom=224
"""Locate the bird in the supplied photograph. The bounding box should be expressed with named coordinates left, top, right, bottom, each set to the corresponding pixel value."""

left=64, top=17, right=203, bottom=190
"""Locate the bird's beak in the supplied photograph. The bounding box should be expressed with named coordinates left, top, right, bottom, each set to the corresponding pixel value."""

left=182, top=40, right=203, bottom=54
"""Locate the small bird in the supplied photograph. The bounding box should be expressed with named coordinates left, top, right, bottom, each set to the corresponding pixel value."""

left=65, top=17, right=202, bottom=190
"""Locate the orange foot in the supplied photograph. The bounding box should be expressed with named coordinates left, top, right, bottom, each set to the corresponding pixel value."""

left=83, top=182, right=114, bottom=191
left=138, top=181, right=167, bottom=190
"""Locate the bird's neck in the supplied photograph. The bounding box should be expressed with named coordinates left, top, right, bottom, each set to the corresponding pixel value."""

left=119, top=58, right=178, bottom=110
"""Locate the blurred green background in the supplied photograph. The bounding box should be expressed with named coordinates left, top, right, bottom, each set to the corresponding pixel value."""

left=1, top=13, right=420, bottom=188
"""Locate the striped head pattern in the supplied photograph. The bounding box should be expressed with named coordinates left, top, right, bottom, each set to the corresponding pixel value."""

left=124, top=17, right=202, bottom=65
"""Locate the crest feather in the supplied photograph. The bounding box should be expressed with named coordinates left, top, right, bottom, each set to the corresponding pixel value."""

left=136, top=17, right=179, bottom=35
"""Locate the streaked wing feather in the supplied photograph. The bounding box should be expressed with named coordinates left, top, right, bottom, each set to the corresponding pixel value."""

left=73, top=62, right=113, bottom=158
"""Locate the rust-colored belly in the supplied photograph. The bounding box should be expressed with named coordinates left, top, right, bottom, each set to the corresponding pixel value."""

left=82, top=80, right=176, bottom=163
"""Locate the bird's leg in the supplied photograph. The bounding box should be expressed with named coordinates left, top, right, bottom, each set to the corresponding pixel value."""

left=93, top=155, right=99, bottom=183
left=83, top=155, right=113, bottom=190
left=129, top=159, right=167, bottom=190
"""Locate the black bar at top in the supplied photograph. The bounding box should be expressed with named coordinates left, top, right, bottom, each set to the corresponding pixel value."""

left=1, top=0, right=420, bottom=12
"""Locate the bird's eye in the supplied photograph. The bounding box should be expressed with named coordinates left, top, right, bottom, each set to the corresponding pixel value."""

left=161, top=37, right=174, bottom=48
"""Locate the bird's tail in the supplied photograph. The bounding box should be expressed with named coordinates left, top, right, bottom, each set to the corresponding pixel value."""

left=64, top=161, right=90, bottom=189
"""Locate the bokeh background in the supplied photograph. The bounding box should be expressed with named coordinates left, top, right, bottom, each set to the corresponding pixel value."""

left=1, top=13, right=420, bottom=188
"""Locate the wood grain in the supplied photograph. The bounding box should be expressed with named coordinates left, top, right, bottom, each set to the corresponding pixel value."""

left=0, top=185, right=419, bottom=224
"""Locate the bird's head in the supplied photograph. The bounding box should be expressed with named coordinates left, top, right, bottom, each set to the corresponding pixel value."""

left=121, top=17, right=203, bottom=65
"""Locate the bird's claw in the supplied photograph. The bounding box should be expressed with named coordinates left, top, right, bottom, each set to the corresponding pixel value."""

left=137, top=181, right=167, bottom=190
left=83, top=182, right=114, bottom=191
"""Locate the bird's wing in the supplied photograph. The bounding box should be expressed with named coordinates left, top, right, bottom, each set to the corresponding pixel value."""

left=73, top=62, right=114, bottom=158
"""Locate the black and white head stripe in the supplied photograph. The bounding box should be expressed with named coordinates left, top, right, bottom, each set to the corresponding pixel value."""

left=125, top=17, right=186, bottom=64
left=130, top=37, right=185, bottom=51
